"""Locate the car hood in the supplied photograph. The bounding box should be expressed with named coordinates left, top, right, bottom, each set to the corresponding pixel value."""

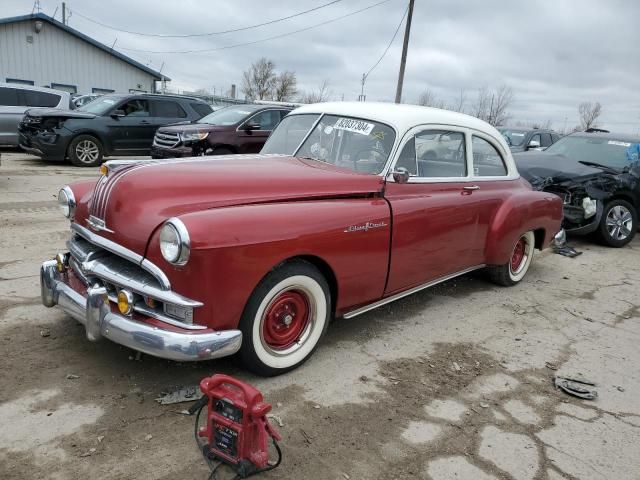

left=514, top=151, right=607, bottom=185
left=25, top=107, right=97, bottom=119
left=156, top=123, right=229, bottom=134
left=74, top=155, right=385, bottom=255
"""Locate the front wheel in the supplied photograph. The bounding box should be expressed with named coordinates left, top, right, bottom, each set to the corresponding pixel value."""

left=238, top=260, right=331, bottom=376
left=487, top=231, right=535, bottom=286
left=596, top=200, right=637, bottom=247
left=68, top=135, right=103, bottom=167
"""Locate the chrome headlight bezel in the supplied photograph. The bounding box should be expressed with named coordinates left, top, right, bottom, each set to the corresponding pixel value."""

left=58, top=186, right=76, bottom=219
left=159, top=218, right=190, bottom=266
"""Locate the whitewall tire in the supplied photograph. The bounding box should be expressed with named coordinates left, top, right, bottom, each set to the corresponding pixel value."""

left=487, top=231, right=535, bottom=286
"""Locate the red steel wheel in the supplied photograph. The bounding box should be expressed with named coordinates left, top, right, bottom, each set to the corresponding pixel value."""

left=262, top=290, right=311, bottom=350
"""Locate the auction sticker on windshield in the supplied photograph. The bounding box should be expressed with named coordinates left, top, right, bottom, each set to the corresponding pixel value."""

left=334, top=118, right=375, bottom=136
left=608, top=140, right=631, bottom=147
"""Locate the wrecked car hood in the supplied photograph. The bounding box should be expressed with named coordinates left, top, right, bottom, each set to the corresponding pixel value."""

left=514, top=151, right=605, bottom=184
left=24, top=107, right=97, bottom=119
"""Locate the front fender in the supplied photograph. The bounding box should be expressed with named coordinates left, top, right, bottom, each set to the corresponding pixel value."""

left=485, top=191, right=562, bottom=265
left=145, top=199, right=391, bottom=330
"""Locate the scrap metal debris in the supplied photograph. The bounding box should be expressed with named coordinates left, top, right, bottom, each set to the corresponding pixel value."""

left=554, top=376, right=598, bottom=400
left=554, top=245, right=583, bottom=258
left=155, top=385, right=199, bottom=405
left=267, top=413, right=285, bottom=427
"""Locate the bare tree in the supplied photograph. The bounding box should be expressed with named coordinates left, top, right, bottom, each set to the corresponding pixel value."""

left=470, top=85, right=513, bottom=126
left=578, top=101, right=602, bottom=130
left=241, top=58, right=276, bottom=100
left=448, top=88, right=467, bottom=113
left=298, top=79, right=332, bottom=104
left=273, top=71, right=298, bottom=102
left=417, top=88, right=445, bottom=109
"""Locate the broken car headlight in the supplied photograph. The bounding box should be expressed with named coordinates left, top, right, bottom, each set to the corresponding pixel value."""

left=57, top=186, right=76, bottom=219
left=582, top=197, right=597, bottom=219
left=159, top=218, right=190, bottom=265
left=180, top=132, right=209, bottom=142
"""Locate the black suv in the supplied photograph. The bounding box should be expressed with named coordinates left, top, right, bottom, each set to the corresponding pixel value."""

left=18, top=93, right=212, bottom=166
left=498, top=127, right=560, bottom=153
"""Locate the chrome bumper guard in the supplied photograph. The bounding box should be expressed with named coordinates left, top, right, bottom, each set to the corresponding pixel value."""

left=40, top=260, right=242, bottom=361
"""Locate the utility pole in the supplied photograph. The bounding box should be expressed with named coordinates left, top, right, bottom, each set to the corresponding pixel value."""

left=358, top=73, right=366, bottom=102
left=394, top=0, right=414, bottom=104
left=62, top=2, right=66, bottom=25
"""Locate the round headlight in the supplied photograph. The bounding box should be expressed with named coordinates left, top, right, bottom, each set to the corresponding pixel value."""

left=57, top=186, right=76, bottom=219
left=159, top=218, right=190, bottom=265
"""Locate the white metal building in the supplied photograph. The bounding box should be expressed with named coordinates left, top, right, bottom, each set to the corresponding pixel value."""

left=0, top=13, right=167, bottom=95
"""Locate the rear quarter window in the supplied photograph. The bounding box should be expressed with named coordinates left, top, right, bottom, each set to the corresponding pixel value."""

left=0, top=87, right=20, bottom=106
left=153, top=100, right=187, bottom=118
left=190, top=102, right=213, bottom=118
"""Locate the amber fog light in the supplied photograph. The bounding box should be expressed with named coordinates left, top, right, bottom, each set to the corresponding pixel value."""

left=117, top=290, right=134, bottom=315
left=55, top=252, right=68, bottom=272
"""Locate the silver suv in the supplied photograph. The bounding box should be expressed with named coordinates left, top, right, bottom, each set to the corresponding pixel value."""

left=0, top=83, right=71, bottom=146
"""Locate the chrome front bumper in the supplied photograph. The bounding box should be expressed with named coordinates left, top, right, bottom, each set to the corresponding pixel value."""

left=40, top=260, right=242, bottom=361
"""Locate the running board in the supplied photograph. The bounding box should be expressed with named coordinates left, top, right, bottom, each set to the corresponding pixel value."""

left=342, top=264, right=486, bottom=319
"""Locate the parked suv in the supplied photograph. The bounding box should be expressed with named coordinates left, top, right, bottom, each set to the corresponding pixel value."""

left=18, top=93, right=212, bottom=166
left=498, top=126, right=560, bottom=153
left=150, top=104, right=292, bottom=158
left=0, top=83, right=71, bottom=146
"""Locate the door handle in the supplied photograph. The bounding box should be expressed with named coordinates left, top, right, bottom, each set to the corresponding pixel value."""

left=139, top=120, right=150, bottom=125
left=463, top=185, right=480, bottom=191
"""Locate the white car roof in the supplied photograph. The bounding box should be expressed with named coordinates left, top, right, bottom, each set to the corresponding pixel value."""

left=294, top=101, right=508, bottom=146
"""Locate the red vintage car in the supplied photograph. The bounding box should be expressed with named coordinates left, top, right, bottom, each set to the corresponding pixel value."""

left=41, top=102, right=563, bottom=376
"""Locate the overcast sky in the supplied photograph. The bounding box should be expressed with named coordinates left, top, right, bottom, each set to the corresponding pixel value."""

left=6, top=0, right=640, bottom=133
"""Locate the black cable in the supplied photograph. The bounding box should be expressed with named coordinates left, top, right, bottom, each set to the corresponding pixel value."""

left=364, top=2, right=409, bottom=80
left=72, top=1, right=344, bottom=38
left=114, top=0, right=394, bottom=54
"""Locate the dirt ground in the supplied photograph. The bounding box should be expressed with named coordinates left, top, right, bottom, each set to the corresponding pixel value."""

left=1, top=150, right=639, bottom=480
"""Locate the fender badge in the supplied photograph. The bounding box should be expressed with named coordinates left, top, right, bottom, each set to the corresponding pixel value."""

left=344, top=221, right=387, bottom=233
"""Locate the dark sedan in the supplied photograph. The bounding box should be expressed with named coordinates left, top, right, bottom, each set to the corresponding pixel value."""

left=18, top=93, right=212, bottom=166
left=515, top=131, right=640, bottom=247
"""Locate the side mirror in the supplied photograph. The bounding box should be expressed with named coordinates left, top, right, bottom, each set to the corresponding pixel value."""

left=111, top=109, right=125, bottom=118
left=527, top=139, right=541, bottom=150
left=392, top=167, right=411, bottom=184
left=244, top=122, right=260, bottom=131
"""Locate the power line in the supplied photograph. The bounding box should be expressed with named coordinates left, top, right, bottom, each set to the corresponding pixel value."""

left=114, top=0, right=394, bottom=54
left=364, top=3, right=408, bottom=80
left=72, top=0, right=345, bottom=38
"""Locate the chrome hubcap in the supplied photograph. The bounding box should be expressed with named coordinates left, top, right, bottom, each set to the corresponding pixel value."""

left=605, top=205, right=633, bottom=240
left=75, top=140, right=99, bottom=163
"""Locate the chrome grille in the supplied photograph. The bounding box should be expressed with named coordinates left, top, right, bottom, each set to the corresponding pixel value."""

left=153, top=131, right=180, bottom=148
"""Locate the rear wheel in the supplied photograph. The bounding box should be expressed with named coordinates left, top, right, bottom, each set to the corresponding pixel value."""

left=596, top=199, right=637, bottom=247
left=238, top=260, right=330, bottom=376
left=487, top=231, right=535, bottom=286
left=68, top=135, right=103, bottom=167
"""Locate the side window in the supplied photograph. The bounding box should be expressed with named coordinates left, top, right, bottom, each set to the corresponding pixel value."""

left=278, top=110, right=290, bottom=120
left=414, top=130, right=466, bottom=177
left=248, top=110, right=280, bottom=131
left=529, top=133, right=541, bottom=146
left=120, top=99, right=150, bottom=117
left=23, top=90, right=61, bottom=107
left=153, top=100, right=187, bottom=118
left=396, top=137, right=417, bottom=176
left=472, top=136, right=508, bottom=176
left=540, top=133, right=552, bottom=147
left=0, top=87, right=20, bottom=106
left=190, top=102, right=212, bottom=118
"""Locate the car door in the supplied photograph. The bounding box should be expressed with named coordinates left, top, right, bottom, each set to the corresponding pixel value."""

left=107, top=98, right=152, bottom=152
left=236, top=109, right=282, bottom=153
left=384, top=127, right=487, bottom=294
left=0, top=86, right=25, bottom=145
left=148, top=99, right=189, bottom=146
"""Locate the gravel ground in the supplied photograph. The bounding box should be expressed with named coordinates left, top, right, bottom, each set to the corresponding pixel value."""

left=1, top=150, right=639, bottom=480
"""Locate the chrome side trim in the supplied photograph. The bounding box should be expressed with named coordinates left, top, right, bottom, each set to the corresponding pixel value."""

left=104, top=294, right=205, bottom=330
left=71, top=223, right=171, bottom=290
left=40, top=262, right=241, bottom=362
left=82, top=258, right=202, bottom=308
left=342, top=265, right=486, bottom=319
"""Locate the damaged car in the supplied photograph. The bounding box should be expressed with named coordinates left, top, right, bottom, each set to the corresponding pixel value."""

left=515, top=131, right=640, bottom=247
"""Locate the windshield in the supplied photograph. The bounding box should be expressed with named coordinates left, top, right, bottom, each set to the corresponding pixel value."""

left=545, top=135, right=640, bottom=170
left=77, top=95, right=120, bottom=115
left=498, top=128, right=528, bottom=147
left=197, top=105, right=258, bottom=125
left=262, top=114, right=396, bottom=174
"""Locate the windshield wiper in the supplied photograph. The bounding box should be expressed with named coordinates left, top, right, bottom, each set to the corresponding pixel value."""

left=578, top=160, right=620, bottom=174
